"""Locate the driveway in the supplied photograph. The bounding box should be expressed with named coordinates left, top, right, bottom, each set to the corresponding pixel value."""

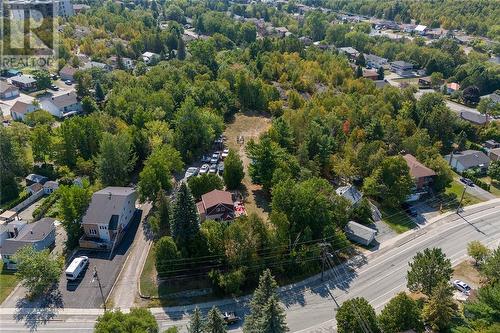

left=457, top=179, right=496, bottom=201
left=58, top=209, right=143, bottom=308
left=17, top=200, right=43, bottom=221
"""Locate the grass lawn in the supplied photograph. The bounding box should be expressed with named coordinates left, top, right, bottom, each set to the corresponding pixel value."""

left=479, top=176, right=500, bottom=197
left=139, top=246, right=158, bottom=297
left=379, top=205, right=414, bottom=234
left=0, top=262, right=18, bottom=304
left=445, top=180, right=483, bottom=207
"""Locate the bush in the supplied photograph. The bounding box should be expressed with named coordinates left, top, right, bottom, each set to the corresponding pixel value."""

left=32, top=191, right=60, bottom=221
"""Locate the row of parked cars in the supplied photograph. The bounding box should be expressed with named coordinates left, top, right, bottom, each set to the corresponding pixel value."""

left=184, top=146, right=230, bottom=180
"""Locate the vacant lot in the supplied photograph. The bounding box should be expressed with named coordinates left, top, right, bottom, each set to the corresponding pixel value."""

left=224, top=111, right=272, bottom=220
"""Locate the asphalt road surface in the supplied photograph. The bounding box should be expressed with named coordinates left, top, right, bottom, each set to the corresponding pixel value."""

left=1, top=201, right=499, bottom=332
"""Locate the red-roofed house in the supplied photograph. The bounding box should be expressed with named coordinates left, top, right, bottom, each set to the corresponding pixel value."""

left=403, top=154, right=436, bottom=190
left=196, top=189, right=235, bottom=222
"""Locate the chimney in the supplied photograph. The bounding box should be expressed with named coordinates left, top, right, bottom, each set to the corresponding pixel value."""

left=108, top=192, right=112, bottom=200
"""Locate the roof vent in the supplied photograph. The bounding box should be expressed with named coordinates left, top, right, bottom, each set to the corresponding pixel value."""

left=108, top=192, right=112, bottom=200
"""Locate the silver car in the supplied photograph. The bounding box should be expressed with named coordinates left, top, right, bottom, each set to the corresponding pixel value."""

left=209, top=164, right=217, bottom=174
left=184, top=167, right=199, bottom=179
left=199, top=164, right=210, bottom=175
left=453, top=279, right=471, bottom=295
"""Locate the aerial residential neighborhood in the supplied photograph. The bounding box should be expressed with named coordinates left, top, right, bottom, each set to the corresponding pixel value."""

left=0, top=0, right=499, bottom=332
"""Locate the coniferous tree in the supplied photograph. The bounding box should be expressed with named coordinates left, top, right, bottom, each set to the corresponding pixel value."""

left=204, top=307, right=227, bottom=333
left=188, top=307, right=203, bottom=333
left=257, top=295, right=289, bottom=333
left=95, top=82, right=105, bottom=101
left=407, top=247, right=452, bottom=296
left=377, top=66, right=384, bottom=80
left=422, top=282, right=457, bottom=331
left=157, top=190, right=171, bottom=237
left=177, top=37, right=186, bottom=60
left=378, top=292, right=423, bottom=333
left=171, top=182, right=199, bottom=255
left=244, top=269, right=280, bottom=333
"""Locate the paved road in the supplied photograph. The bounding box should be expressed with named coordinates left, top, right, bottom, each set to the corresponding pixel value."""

left=108, top=202, right=152, bottom=308
left=1, top=200, right=499, bottom=332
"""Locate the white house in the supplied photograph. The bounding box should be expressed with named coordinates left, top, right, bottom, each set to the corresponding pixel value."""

left=0, top=81, right=20, bottom=99
left=10, top=100, right=38, bottom=121
left=80, top=187, right=137, bottom=249
left=39, top=92, right=82, bottom=118
left=445, top=150, right=491, bottom=173
left=142, top=52, right=160, bottom=65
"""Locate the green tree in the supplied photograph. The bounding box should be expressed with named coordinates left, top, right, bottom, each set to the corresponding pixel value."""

left=407, top=247, right=453, bottom=296
left=422, top=282, right=457, bottom=331
left=257, top=295, right=289, bottom=333
left=138, top=145, right=183, bottom=202
left=94, top=308, right=158, bottom=333
left=200, top=220, right=226, bottom=257
left=25, top=110, right=54, bottom=127
left=246, top=137, right=286, bottom=192
left=14, top=246, right=63, bottom=297
left=177, top=38, right=186, bottom=60
left=95, top=81, right=105, bottom=101
left=188, top=174, right=224, bottom=200
left=363, top=156, right=413, bottom=208
left=430, top=72, right=443, bottom=88
left=81, top=96, right=99, bottom=113
left=482, top=246, right=500, bottom=283
left=155, top=236, right=181, bottom=277
left=378, top=292, right=423, bottom=333
left=377, top=66, right=384, bottom=80
left=355, top=66, right=363, bottom=78
left=240, top=23, right=257, bottom=44
left=349, top=198, right=373, bottom=225
left=0, top=127, right=30, bottom=203
left=223, top=149, right=244, bottom=190
left=188, top=307, right=204, bottom=333
left=336, top=297, right=380, bottom=333
left=31, top=124, right=52, bottom=163
left=477, top=97, right=500, bottom=121
left=96, top=132, right=136, bottom=186
left=58, top=183, right=92, bottom=249
left=156, top=190, right=172, bottom=238
left=488, top=161, right=500, bottom=182
left=33, top=70, right=51, bottom=91
left=204, top=306, right=227, bottom=333
left=355, top=53, right=366, bottom=67
left=462, top=282, right=500, bottom=330
left=467, top=240, right=491, bottom=266
left=171, top=182, right=199, bottom=255
left=244, top=269, right=281, bottom=333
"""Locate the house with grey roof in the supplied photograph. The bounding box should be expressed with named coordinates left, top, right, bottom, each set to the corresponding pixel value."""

left=40, top=92, right=82, bottom=118
left=445, top=150, right=491, bottom=174
left=10, top=100, right=38, bottom=121
left=364, top=54, right=388, bottom=69
left=390, top=61, right=414, bottom=77
left=338, top=47, right=360, bottom=61
left=1, top=218, right=55, bottom=269
left=80, top=187, right=137, bottom=250
left=344, top=221, right=376, bottom=246
left=336, top=185, right=363, bottom=206
left=0, top=220, right=27, bottom=248
left=0, top=81, right=20, bottom=99
left=10, top=75, right=36, bottom=91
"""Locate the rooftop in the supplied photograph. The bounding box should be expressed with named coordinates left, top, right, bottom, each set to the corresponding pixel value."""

left=1, top=218, right=55, bottom=255
left=448, top=150, right=490, bottom=169
left=46, top=92, right=79, bottom=109
left=11, top=75, right=35, bottom=85
left=200, top=189, right=233, bottom=209
left=403, top=154, right=436, bottom=179
left=344, top=221, right=377, bottom=243
left=82, top=187, right=136, bottom=225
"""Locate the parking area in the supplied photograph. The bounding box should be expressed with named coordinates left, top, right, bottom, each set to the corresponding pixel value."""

left=58, top=209, right=142, bottom=308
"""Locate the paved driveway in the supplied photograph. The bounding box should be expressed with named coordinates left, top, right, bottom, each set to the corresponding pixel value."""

left=59, top=210, right=142, bottom=308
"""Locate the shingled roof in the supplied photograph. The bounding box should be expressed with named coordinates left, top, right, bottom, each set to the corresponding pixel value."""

left=403, top=154, right=436, bottom=179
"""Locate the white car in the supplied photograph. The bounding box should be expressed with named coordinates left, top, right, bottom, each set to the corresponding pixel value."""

left=184, top=167, right=198, bottom=179
left=199, top=164, right=210, bottom=175
left=453, top=279, right=471, bottom=295
left=209, top=164, right=217, bottom=174
left=221, top=149, right=229, bottom=159
left=65, top=256, right=89, bottom=281
left=210, top=152, right=220, bottom=164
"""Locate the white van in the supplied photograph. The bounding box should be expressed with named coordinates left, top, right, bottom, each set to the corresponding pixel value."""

left=65, top=256, right=89, bottom=281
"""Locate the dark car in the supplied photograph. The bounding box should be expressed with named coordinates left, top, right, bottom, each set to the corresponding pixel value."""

left=223, top=312, right=240, bottom=325
left=49, top=84, right=59, bottom=91
left=402, top=203, right=418, bottom=217
left=50, top=74, right=59, bottom=80
left=460, top=178, right=474, bottom=187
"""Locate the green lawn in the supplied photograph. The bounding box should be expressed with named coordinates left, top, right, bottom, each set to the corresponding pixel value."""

left=0, top=262, right=18, bottom=304
left=480, top=177, right=500, bottom=197
left=445, top=180, right=483, bottom=207
left=139, top=246, right=158, bottom=297
left=379, top=206, right=414, bottom=234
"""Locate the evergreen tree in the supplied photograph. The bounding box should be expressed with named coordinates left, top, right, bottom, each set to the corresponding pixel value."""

left=204, top=307, right=227, bottom=333
left=257, top=295, right=288, bottom=333
left=171, top=182, right=200, bottom=255
left=422, top=282, right=457, bottom=331
left=407, top=247, right=453, bottom=296
left=157, top=190, right=171, bottom=237
left=355, top=53, right=366, bottom=67
left=377, top=66, right=384, bottom=80
left=244, top=269, right=279, bottom=333
left=223, top=149, right=244, bottom=190
left=355, top=66, right=363, bottom=78
left=95, top=82, right=105, bottom=101
left=188, top=307, right=204, bottom=333
left=177, top=37, right=186, bottom=60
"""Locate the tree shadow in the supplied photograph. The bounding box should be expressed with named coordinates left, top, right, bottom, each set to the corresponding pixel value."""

left=251, top=188, right=271, bottom=213
left=14, top=287, right=64, bottom=332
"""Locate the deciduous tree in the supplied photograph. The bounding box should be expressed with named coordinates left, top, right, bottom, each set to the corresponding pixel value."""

left=188, top=174, right=224, bottom=200
left=407, top=247, right=453, bottom=296
left=378, top=292, right=423, bottom=333
left=467, top=240, right=490, bottom=266
left=95, top=308, right=158, bottom=333
left=31, top=125, right=53, bottom=163
left=223, top=149, right=244, bottom=190
left=336, top=297, right=380, bottom=333
left=482, top=246, right=499, bottom=283
left=155, top=236, right=181, bottom=277
left=96, top=132, right=136, bottom=186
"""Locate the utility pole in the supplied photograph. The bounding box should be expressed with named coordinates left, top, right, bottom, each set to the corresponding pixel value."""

left=319, top=242, right=329, bottom=281
left=93, top=266, right=107, bottom=311
left=456, top=185, right=467, bottom=213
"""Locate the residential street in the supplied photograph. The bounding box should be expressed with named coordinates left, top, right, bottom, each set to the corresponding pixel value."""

left=1, top=200, right=499, bottom=332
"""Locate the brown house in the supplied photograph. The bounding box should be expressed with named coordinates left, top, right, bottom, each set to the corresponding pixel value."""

left=403, top=154, right=436, bottom=191
left=196, top=190, right=235, bottom=222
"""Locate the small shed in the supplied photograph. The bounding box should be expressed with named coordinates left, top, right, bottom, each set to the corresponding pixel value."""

left=344, top=221, right=377, bottom=246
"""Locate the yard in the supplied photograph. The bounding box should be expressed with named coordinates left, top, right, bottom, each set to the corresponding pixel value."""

left=0, top=261, right=18, bottom=304
left=379, top=205, right=414, bottom=234
left=223, top=111, right=272, bottom=220
left=444, top=180, right=483, bottom=207
left=479, top=176, right=500, bottom=197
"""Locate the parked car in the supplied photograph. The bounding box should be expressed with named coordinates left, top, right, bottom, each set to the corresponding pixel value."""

left=65, top=256, right=89, bottom=281
left=50, top=74, right=59, bottom=80
left=453, top=279, right=471, bottom=295
left=184, top=167, right=199, bottom=179
left=221, top=148, right=229, bottom=159
left=199, top=164, right=210, bottom=175
left=210, top=152, right=220, bottom=164
left=402, top=202, right=418, bottom=217
left=209, top=164, right=217, bottom=174
left=460, top=178, right=474, bottom=187
left=49, top=84, right=59, bottom=91
left=217, top=162, right=224, bottom=174
left=223, top=312, right=240, bottom=325
left=64, top=80, right=73, bottom=85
